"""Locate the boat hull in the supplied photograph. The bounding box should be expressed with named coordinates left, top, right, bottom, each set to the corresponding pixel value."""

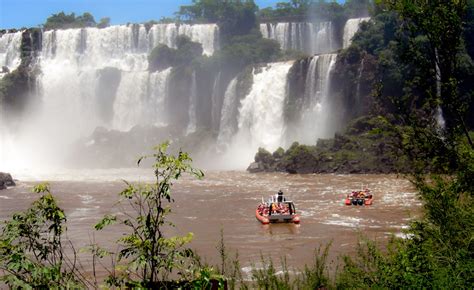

left=345, top=197, right=373, bottom=206
left=256, top=208, right=300, bottom=224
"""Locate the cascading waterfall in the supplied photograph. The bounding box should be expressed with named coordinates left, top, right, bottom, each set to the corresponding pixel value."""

left=343, top=17, right=370, bottom=48
left=355, top=57, right=365, bottom=105
left=260, top=22, right=335, bottom=55
left=296, top=54, right=337, bottom=144
left=112, top=72, right=150, bottom=131
left=148, top=68, right=172, bottom=127
left=0, top=24, right=217, bottom=170
left=186, top=71, right=197, bottom=135
left=0, top=17, right=371, bottom=171
left=147, top=23, right=218, bottom=56
left=0, top=31, right=23, bottom=78
left=216, top=77, right=238, bottom=149
left=233, top=62, right=294, bottom=157
left=211, top=71, right=222, bottom=131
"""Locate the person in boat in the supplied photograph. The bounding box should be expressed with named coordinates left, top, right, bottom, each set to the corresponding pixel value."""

left=277, top=189, right=286, bottom=202
left=271, top=203, right=278, bottom=214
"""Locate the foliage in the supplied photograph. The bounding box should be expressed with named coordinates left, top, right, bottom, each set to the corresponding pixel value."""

left=251, top=115, right=406, bottom=174
left=97, top=17, right=111, bottom=29
left=0, top=184, right=87, bottom=288
left=95, top=141, right=205, bottom=286
left=385, top=0, right=473, bottom=152
left=466, top=0, right=474, bottom=58
left=148, top=35, right=203, bottom=72
left=257, top=0, right=370, bottom=23
left=293, top=243, right=332, bottom=289
left=214, top=229, right=246, bottom=290
left=43, top=11, right=97, bottom=30
left=333, top=1, right=474, bottom=288
left=250, top=255, right=292, bottom=289
left=201, top=30, right=281, bottom=75
left=337, top=158, right=473, bottom=288
left=177, top=0, right=258, bottom=42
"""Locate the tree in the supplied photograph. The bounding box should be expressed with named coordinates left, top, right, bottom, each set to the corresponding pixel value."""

left=43, top=11, right=98, bottom=30
left=97, top=17, right=111, bottom=29
left=335, top=1, right=474, bottom=288
left=177, top=0, right=258, bottom=42
left=385, top=0, right=473, bottom=151
left=95, top=142, right=206, bottom=287
left=148, top=35, right=203, bottom=72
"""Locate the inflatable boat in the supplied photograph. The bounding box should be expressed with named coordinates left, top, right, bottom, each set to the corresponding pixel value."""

left=256, top=195, right=300, bottom=224
left=345, top=189, right=373, bottom=206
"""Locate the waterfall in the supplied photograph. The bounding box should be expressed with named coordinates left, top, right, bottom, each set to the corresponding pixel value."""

left=211, top=71, right=222, bottom=131
left=234, top=62, right=294, bottom=153
left=148, top=68, right=172, bottom=127
left=186, top=71, right=197, bottom=135
left=296, top=54, right=337, bottom=144
left=343, top=17, right=370, bottom=48
left=260, top=22, right=335, bottom=54
left=355, top=57, right=365, bottom=105
left=0, top=23, right=219, bottom=170
left=0, top=31, right=23, bottom=78
left=216, top=77, right=238, bottom=149
left=148, top=23, right=218, bottom=56
left=0, top=19, right=368, bottom=170
left=112, top=68, right=171, bottom=131
left=37, top=23, right=218, bottom=134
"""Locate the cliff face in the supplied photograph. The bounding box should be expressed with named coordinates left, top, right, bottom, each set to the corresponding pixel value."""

left=1, top=29, right=41, bottom=123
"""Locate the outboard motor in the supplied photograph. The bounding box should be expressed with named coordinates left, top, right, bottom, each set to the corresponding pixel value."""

left=357, top=199, right=364, bottom=206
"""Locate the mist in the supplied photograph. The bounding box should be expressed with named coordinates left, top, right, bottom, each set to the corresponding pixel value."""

left=0, top=16, right=371, bottom=174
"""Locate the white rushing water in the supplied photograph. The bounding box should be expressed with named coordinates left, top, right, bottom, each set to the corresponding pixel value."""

left=260, top=22, right=335, bottom=55
left=211, top=71, right=222, bottom=131
left=298, top=54, right=337, bottom=143
left=216, top=77, right=238, bottom=150
left=343, top=17, right=370, bottom=48
left=186, top=71, right=198, bottom=135
left=230, top=61, right=294, bottom=166
left=0, top=18, right=371, bottom=172
left=0, top=24, right=217, bottom=170
left=0, top=31, right=23, bottom=78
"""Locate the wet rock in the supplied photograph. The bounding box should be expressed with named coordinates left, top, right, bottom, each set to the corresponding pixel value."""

left=0, top=172, right=16, bottom=189
left=247, top=162, right=264, bottom=173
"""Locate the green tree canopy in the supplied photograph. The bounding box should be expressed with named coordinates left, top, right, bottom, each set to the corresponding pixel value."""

left=43, top=11, right=98, bottom=30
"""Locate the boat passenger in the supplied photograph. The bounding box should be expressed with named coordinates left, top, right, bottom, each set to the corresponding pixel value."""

left=277, top=190, right=286, bottom=202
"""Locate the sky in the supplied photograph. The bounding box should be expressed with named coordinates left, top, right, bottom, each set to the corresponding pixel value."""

left=0, top=0, right=291, bottom=29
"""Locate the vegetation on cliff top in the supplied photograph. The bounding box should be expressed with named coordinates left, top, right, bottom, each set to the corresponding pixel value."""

left=148, top=35, right=204, bottom=72
left=43, top=12, right=110, bottom=30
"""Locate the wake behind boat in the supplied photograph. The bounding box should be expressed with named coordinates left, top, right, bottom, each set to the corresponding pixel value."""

left=256, top=190, right=300, bottom=224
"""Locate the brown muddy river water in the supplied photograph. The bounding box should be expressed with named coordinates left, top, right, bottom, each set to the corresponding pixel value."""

left=0, top=170, right=420, bottom=279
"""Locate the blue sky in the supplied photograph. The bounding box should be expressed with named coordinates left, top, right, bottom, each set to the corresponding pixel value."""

left=0, top=0, right=298, bottom=29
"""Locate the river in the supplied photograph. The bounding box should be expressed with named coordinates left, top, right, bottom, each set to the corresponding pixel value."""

left=0, top=169, right=419, bottom=280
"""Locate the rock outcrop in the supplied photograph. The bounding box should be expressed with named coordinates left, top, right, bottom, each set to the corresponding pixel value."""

left=247, top=116, right=408, bottom=174
left=0, top=172, right=16, bottom=189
